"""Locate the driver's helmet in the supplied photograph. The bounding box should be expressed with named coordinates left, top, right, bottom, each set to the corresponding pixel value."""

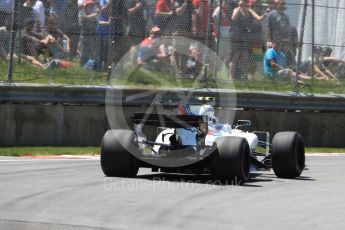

left=192, top=104, right=215, bottom=116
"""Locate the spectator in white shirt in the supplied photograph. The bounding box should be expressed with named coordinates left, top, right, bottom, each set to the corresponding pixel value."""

left=24, top=0, right=46, bottom=32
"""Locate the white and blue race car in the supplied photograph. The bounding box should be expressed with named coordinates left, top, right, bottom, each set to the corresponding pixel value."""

left=101, top=99, right=305, bottom=183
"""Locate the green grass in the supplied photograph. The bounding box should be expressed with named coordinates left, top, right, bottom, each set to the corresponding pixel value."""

left=305, top=147, right=345, bottom=154
left=0, top=147, right=100, bottom=157
left=257, top=146, right=345, bottom=154
left=0, top=60, right=108, bottom=85
left=0, top=146, right=343, bottom=157
left=1, top=60, right=345, bottom=94
left=112, top=65, right=345, bottom=94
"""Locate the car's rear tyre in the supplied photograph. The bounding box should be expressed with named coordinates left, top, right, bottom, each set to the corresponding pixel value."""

left=211, top=136, right=251, bottom=183
left=271, top=132, right=305, bottom=178
left=101, top=129, right=139, bottom=177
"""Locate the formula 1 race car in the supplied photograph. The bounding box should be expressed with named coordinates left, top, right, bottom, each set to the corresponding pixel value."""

left=101, top=98, right=305, bottom=183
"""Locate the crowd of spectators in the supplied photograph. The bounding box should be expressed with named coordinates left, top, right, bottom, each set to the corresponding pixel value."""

left=0, top=0, right=334, bottom=82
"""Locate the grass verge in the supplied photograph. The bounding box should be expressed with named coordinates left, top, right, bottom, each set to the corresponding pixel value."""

left=305, top=147, right=345, bottom=154
left=0, top=147, right=99, bottom=157
left=0, top=146, right=344, bottom=157
left=1, top=61, right=345, bottom=94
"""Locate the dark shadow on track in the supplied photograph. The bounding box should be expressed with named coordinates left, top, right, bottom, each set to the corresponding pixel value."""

left=292, top=176, right=315, bottom=181
left=0, top=219, right=112, bottom=230
left=252, top=172, right=315, bottom=182
left=133, top=171, right=314, bottom=187
left=135, top=172, right=277, bottom=187
left=247, top=173, right=274, bottom=183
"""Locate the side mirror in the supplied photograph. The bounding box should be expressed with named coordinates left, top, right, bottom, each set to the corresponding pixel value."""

left=236, top=120, right=252, bottom=128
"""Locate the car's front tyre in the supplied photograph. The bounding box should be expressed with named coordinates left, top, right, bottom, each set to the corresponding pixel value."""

left=271, top=132, right=305, bottom=178
left=100, top=129, right=139, bottom=177
left=211, top=136, right=251, bottom=183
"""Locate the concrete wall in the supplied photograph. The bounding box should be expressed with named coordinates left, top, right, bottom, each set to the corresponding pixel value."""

left=1, top=103, right=344, bottom=147
left=0, top=104, right=108, bottom=146
left=235, top=110, right=345, bottom=148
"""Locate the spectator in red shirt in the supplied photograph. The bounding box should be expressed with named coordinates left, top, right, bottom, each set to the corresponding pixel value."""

left=192, top=0, right=209, bottom=39
left=155, top=0, right=174, bottom=34
left=172, top=0, right=195, bottom=37
left=212, top=0, right=233, bottom=59
left=155, top=0, right=194, bottom=36
left=156, top=0, right=173, bottom=14
left=136, top=26, right=171, bottom=70
left=228, top=0, right=267, bottom=80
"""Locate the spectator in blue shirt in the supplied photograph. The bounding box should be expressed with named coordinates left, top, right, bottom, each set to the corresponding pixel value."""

left=263, top=41, right=311, bottom=80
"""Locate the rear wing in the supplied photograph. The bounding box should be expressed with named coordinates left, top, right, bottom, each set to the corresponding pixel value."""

left=131, top=113, right=208, bottom=134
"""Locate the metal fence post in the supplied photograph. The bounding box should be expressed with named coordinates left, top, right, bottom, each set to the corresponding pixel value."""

left=106, top=0, right=114, bottom=82
left=294, top=0, right=308, bottom=95
left=7, top=0, right=19, bottom=83
left=311, top=0, right=315, bottom=84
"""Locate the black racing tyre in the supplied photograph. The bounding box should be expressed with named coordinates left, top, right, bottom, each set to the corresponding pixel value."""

left=211, top=136, right=251, bottom=183
left=271, top=132, right=305, bottom=179
left=100, top=129, right=139, bottom=177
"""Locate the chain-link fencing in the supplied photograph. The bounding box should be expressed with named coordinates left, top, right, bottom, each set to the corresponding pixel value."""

left=0, top=0, right=344, bottom=94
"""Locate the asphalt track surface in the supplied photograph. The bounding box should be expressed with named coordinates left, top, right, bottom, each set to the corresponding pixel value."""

left=0, top=156, right=345, bottom=230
